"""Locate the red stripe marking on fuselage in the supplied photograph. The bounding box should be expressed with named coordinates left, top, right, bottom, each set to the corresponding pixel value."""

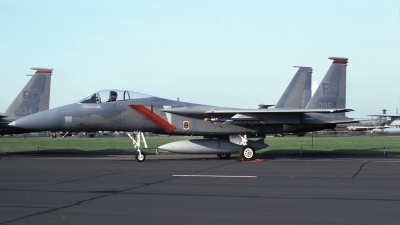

left=129, top=104, right=176, bottom=133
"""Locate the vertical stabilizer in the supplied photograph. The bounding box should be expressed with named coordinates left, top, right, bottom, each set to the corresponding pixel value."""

left=275, top=66, right=312, bottom=109
left=306, top=57, right=347, bottom=109
left=3, top=68, right=52, bottom=120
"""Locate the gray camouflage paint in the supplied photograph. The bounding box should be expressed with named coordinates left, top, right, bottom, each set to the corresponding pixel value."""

left=11, top=58, right=356, bottom=137
left=0, top=68, right=52, bottom=135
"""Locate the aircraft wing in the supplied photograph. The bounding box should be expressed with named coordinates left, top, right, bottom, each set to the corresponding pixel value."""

left=161, top=108, right=353, bottom=116
left=205, top=108, right=353, bottom=115
left=367, top=114, right=400, bottom=117
left=161, top=107, right=354, bottom=125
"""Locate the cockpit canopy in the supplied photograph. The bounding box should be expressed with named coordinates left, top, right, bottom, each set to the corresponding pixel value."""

left=79, top=89, right=153, bottom=103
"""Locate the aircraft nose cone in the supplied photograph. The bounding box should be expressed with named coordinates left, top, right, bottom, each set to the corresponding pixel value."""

left=11, top=109, right=60, bottom=131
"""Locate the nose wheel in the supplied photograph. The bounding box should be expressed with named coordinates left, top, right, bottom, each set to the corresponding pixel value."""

left=135, top=150, right=146, bottom=162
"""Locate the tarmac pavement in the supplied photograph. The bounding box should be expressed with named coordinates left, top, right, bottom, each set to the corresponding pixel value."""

left=0, top=155, right=399, bottom=225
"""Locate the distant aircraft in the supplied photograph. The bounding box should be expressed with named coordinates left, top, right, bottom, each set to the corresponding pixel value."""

left=10, top=57, right=357, bottom=162
left=390, top=119, right=400, bottom=127
left=0, top=68, right=52, bottom=135
left=371, top=127, right=400, bottom=135
left=345, top=109, right=400, bottom=132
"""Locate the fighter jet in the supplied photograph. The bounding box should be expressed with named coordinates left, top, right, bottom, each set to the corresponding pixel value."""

left=342, top=109, right=400, bottom=132
left=10, top=57, right=356, bottom=162
left=0, top=68, right=52, bottom=135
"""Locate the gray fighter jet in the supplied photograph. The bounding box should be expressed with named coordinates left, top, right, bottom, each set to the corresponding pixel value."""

left=10, top=57, right=356, bottom=161
left=0, top=68, right=52, bottom=135
left=329, top=108, right=400, bottom=132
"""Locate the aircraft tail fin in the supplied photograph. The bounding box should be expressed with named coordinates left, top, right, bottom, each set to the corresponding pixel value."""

left=275, top=66, right=312, bottom=109
left=3, top=68, right=52, bottom=121
left=305, top=57, right=347, bottom=110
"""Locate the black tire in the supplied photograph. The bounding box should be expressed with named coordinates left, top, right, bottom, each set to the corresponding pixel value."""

left=240, top=145, right=255, bottom=160
left=135, top=151, right=146, bottom=162
left=217, top=154, right=231, bottom=160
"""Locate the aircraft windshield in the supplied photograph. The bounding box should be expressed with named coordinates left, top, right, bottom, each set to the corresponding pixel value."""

left=79, top=89, right=153, bottom=103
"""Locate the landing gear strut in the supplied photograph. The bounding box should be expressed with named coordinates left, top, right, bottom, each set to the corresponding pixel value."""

left=229, top=134, right=256, bottom=161
left=128, top=132, right=147, bottom=162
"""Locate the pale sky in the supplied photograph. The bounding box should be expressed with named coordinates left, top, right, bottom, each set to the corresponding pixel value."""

left=1, top=1, right=399, bottom=117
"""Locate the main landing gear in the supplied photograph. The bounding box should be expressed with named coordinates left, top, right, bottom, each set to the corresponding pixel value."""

left=215, top=146, right=255, bottom=161
left=128, top=132, right=147, bottom=162
left=240, top=145, right=255, bottom=160
left=234, top=134, right=256, bottom=161
left=215, top=135, right=257, bottom=161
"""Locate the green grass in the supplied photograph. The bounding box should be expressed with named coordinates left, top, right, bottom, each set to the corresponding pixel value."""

left=259, top=136, right=400, bottom=156
left=0, top=136, right=193, bottom=155
left=1, top=135, right=399, bottom=156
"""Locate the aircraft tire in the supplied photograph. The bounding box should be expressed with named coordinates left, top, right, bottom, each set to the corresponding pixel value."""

left=240, top=145, right=255, bottom=160
left=135, top=151, right=146, bottom=162
left=217, top=154, right=231, bottom=160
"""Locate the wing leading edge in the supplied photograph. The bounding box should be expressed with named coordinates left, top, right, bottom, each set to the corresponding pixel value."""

left=161, top=108, right=353, bottom=117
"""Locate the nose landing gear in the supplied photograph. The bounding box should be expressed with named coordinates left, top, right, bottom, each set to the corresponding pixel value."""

left=128, top=132, right=147, bottom=162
